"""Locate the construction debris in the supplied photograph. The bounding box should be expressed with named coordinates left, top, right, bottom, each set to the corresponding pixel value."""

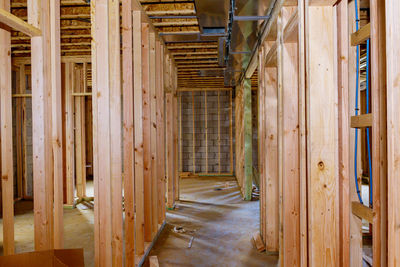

left=252, top=232, right=266, bottom=252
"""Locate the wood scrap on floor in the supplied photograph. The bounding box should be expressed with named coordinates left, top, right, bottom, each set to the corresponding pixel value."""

left=149, top=256, right=159, bottom=267
left=252, top=232, right=265, bottom=252
left=188, top=236, right=194, bottom=248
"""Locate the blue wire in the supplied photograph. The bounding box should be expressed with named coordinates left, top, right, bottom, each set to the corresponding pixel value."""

left=366, top=39, right=373, bottom=207
left=354, top=0, right=363, bottom=204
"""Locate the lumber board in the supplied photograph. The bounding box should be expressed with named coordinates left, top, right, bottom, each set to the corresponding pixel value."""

left=263, top=48, right=279, bottom=252
left=351, top=202, right=375, bottom=224
left=348, top=1, right=363, bottom=266
left=64, top=62, right=75, bottom=206
left=0, top=0, right=14, bottom=254
left=74, top=65, right=86, bottom=199
left=15, top=66, right=24, bottom=199
left=370, top=0, right=387, bottom=266
left=243, top=78, right=253, bottom=201
left=29, top=0, right=55, bottom=251
left=122, top=0, right=135, bottom=263
left=50, top=0, right=63, bottom=249
left=351, top=23, right=370, bottom=46
left=166, top=92, right=176, bottom=209
left=149, top=31, right=159, bottom=237
left=336, top=1, right=350, bottom=265
left=133, top=9, right=145, bottom=256
left=0, top=7, right=41, bottom=36
left=279, top=7, right=301, bottom=265
left=350, top=113, right=372, bottom=128
left=142, top=22, right=153, bottom=243
left=385, top=0, right=400, bottom=264
left=306, top=4, right=339, bottom=266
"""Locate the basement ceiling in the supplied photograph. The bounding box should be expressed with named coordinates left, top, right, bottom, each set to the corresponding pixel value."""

left=9, top=0, right=276, bottom=88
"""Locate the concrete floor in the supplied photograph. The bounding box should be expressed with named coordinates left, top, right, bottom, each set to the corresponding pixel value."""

left=148, top=176, right=278, bottom=267
left=0, top=176, right=278, bottom=266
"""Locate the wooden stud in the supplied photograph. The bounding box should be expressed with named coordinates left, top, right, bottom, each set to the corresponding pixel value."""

left=29, top=0, right=55, bottom=251
left=64, top=62, right=75, bottom=206
left=217, top=90, right=221, bottom=174
left=15, top=66, right=24, bottom=199
left=278, top=7, right=300, bottom=265
left=243, top=78, right=252, bottom=201
left=166, top=92, right=175, bottom=209
left=370, top=0, right=387, bottom=266
left=191, top=91, right=195, bottom=173
left=91, top=0, right=123, bottom=264
left=0, top=0, right=14, bottom=254
left=74, top=65, right=86, bottom=199
left=149, top=31, right=158, bottom=237
left=142, top=22, right=153, bottom=243
left=348, top=1, right=363, bottom=266
left=50, top=0, right=63, bottom=249
left=122, top=0, right=135, bottom=264
left=385, top=0, right=400, bottom=264
left=336, top=1, right=350, bottom=265
left=305, top=3, right=339, bottom=265
left=133, top=10, right=145, bottom=256
left=263, top=44, right=279, bottom=252
left=205, top=92, right=208, bottom=173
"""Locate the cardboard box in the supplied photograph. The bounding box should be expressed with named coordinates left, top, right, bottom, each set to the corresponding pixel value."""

left=0, top=248, right=84, bottom=267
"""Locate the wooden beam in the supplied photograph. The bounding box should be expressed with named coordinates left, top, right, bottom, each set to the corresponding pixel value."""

left=122, top=0, right=135, bottom=264
left=133, top=10, right=145, bottom=256
left=350, top=23, right=370, bottom=46
left=243, top=78, right=252, bottom=200
left=205, top=92, right=208, bottom=173
left=29, top=0, right=55, bottom=251
left=0, top=7, right=41, bottom=36
left=0, top=0, right=14, bottom=255
left=385, top=0, right=400, bottom=264
left=91, top=0, right=123, bottom=264
left=306, top=3, right=339, bottom=265
left=166, top=92, right=175, bottom=209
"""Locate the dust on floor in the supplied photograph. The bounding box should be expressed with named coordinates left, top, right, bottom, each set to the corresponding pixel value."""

left=148, top=176, right=278, bottom=267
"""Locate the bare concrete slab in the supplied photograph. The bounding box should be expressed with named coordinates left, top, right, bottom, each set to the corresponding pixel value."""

left=148, top=176, right=278, bottom=267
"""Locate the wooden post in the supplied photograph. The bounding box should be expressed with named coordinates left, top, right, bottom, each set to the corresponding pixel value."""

left=174, top=91, right=179, bottom=200
left=141, top=21, right=153, bottom=243
left=91, top=0, right=123, bottom=265
left=305, top=2, right=339, bottom=265
left=191, top=91, right=195, bottom=173
left=205, top=92, right=208, bottom=173
left=278, top=7, right=300, bottom=265
left=74, top=65, right=87, bottom=199
left=217, top=90, right=221, bottom=174
left=64, top=62, right=75, bottom=206
left=50, top=0, right=63, bottom=249
left=157, top=43, right=166, bottom=223
left=29, top=0, right=55, bottom=251
left=122, top=0, right=135, bottom=264
left=337, top=1, right=350, bottom=265
left=348, top=1, right=363, bottom=266
left=15, top=66, right=24, bottom=199
left=133, top=10, right=145, bottom=256
left=385, top=0, right=400, bottom=265
left=229, top=90, right=233, bottom=173
left=149, top=31, right=158, bottom=237
left=243, top=78, right=252, bottom=200
left=166, top=92, right=175, bottom=209
left=370, top=0, right=387, bottom=266
left=262, top=42, right=279, bottom=252
left=0, top=0, right=14, bottom=254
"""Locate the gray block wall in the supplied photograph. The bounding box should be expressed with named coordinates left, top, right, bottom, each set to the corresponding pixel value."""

left=180, top=90, right=235, bottom=174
